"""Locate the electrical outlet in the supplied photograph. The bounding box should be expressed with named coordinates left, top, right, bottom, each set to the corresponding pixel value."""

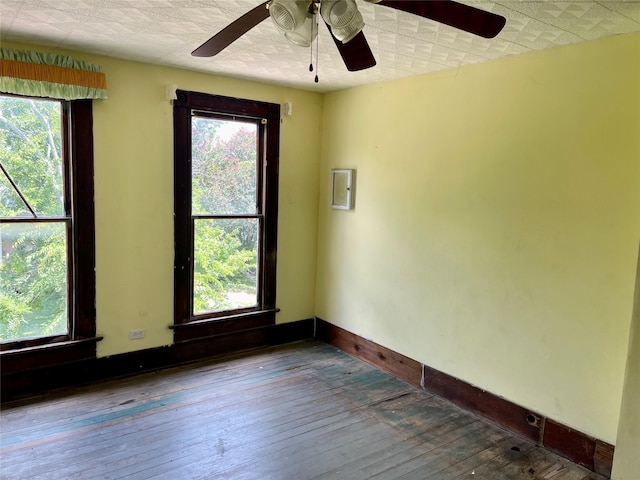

left=129, top=329, right=145, bottom=340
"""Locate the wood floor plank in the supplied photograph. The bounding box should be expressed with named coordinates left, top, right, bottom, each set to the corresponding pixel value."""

left=3, top=375, right=333, bottom=469
left=278, top=422, right=402, bottom=480
left=22, top=374, right=372, bottom=479
left=310, top=393, right=483, bottom=480
left=2, top=348, right=375, bottom=459
left=84, top=374, right=400, bottom=478
left=20, top=393, right=346, bottom=479
left=398, top=433, right=522, bottom=480
left=581, top=474, right=608, bottom=480
left=360, top=419, right=487, bottom=477
left=474, top=444, right=582, bottom=480
left=1, top=341, right=335, bottom=431
left=369, top=421, right=511, bottom=480
left=112, top=411, right=366, bottom=479
left=0, top=341, right=602, bottom=480
left=442, top=436, right=538, bottom=479
left=209, top=417, right=393, bottom=480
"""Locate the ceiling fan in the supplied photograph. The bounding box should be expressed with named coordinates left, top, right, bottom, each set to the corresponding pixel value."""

left=192, top=0, right=506, bottom=73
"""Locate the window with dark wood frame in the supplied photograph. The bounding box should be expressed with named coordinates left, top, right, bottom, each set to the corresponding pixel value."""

left=172, top=90, right=280, bottom=342
left=0, top=95, right=97, bottom=364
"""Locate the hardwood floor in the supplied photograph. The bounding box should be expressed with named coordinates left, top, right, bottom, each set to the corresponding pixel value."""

left=0, top=340, right=606, bottom=480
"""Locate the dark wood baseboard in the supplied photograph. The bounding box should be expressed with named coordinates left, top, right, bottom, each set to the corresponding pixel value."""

left=315, top=318, right=614, bottom=478
left=594, top=439, right=615, bottom=477
left=315, top=317, right=423, bottom=387
left=1, top=318, right=314, bottom=404
left=422, top=363, right=541, bottom=444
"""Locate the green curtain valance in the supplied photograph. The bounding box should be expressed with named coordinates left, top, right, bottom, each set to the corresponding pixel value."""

left=0, top=48, right=107, bottom=100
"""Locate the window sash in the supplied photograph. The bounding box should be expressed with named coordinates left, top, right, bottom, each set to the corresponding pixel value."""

left=0, top=218, right=71, bottom=341
left=0, top=97, right=96, bottom=350
left=191, top=216, right=263, bottom=318
left=188, top=116, right=265, bottom=318
left=173, top=90, right=280, bottom=328
left=191, top=113, right=263, bottom=217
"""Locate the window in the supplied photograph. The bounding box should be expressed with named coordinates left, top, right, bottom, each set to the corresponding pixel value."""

left=173, top=91, right=280, bottom=338
left=0, top=94, right=96, bottom=350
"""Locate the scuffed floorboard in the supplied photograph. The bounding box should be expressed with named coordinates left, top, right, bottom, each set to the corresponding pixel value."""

left=0, top=340, right=607, bottom=480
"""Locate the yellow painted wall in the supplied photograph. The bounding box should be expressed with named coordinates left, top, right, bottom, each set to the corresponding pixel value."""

left=317, top=33, right=640, bottom=444
left=612, top=243, right=640, bottom=479
left=5, top=42, right=323, bottom=357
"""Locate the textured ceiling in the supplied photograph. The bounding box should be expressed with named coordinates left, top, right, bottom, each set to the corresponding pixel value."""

left=1, top=1, right=639, bottom=92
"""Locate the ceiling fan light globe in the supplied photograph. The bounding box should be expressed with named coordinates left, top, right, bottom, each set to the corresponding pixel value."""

left=269, top=0, right=308, bottom=33
left=284, top=13, right=317, bottom=47
left=321, top=0, right=358, bottom=29
left=330, top=9, right=364, bottom=43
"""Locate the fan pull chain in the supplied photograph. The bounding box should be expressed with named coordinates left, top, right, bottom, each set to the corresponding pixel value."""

left=309, top=29, right=314, bottom=72
left=314, top=11, right=319, bottom=83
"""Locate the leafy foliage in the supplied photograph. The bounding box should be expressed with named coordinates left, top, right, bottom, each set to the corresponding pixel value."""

left=1, top=97, right=64, bottom=217
left=0, top=96, right=67, bottom=341
left=193, top=219, right=257, bottom=313
left=191, top=117, right=259, bottom=314
left=192, top=119, right=256, bottom=216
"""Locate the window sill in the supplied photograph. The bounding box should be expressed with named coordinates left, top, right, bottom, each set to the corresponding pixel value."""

left=170, top=308, right=279, bottom=343
left=0, top=336, right=103, bottom=375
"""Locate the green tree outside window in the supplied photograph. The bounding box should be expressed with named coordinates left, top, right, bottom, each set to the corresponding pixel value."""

left=0, top=96, right=68, bottom=341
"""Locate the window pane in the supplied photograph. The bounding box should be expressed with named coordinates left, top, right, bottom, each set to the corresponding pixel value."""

left=0, top=96, right=64, bottom=217
left=193, top=218, right=258, bottom=314
left=191, top=117, right=257, bottom=215
left=0, top=222, right=68, bottom=341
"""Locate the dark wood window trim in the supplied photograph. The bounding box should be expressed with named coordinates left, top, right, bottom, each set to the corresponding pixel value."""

left=0, top=337, right=100, bottom=375
left=0, top=98, right=99, bottom=360
left=173, top=90, right=280, bottom=342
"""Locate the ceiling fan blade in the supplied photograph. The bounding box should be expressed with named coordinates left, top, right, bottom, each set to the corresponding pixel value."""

left=377, top=0, right=506, bottom=39
left=192, top=1, right=271, bottom=57
left=326, top=24, right=377, bottom=72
